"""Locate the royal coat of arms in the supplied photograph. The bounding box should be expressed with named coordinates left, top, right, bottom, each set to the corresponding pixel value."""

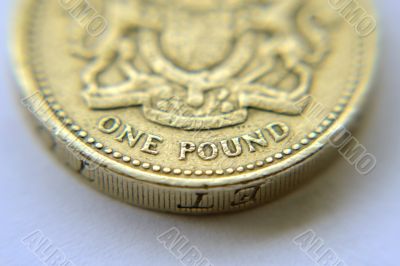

left=70, top=0, right=336, bottom=130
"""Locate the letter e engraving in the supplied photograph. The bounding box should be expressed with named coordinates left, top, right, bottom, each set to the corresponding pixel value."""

left=231, top=185, right=260, bottom=206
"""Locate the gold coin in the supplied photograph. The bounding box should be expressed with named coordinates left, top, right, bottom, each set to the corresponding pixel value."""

left=13, top=0, right=378, bottom=214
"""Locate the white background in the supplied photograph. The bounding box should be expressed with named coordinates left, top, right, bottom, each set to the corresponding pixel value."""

left=1, top=1, right=399, bottom=265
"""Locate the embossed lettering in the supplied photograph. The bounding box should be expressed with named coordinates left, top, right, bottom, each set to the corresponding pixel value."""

left=198, top=143, right=218, bottom=161
left=98, top=117, right=164, bottom=155
left=177, top=123, right=290, bottom=160
left=115, top=124, right=145, bottom=148
left=179, top=142, right=196, bottom=160
left=265, top=122, right=290, bottom=142
left=98, top=116, right=121, bottom=134
left=242, top=129, right=268, bottom=152
left=220, top=137, right=242, bottom=157
left=141, top=134, right=163, bottom=155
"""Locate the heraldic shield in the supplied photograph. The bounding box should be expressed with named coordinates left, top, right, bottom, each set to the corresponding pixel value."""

left=71, top=0, right=337, bottom=130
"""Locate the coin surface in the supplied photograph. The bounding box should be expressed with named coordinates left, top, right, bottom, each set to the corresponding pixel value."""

left=14, top=0, right=378, bottom=214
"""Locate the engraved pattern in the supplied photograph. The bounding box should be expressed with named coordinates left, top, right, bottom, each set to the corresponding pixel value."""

left=72, top=0, right=336, bottom=130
